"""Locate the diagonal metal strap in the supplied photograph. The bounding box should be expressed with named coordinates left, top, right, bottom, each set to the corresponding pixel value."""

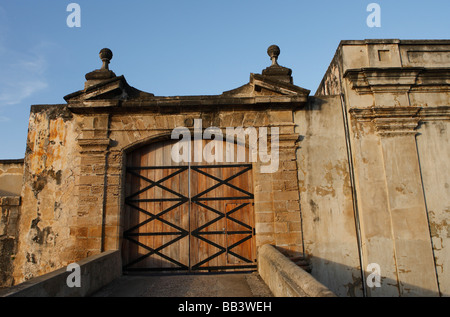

left=227, top=234, right=254, bottom=263
left=191, top=201, right=224, bottom=234
left=124, top=164, right=255, bottom=271
left=191, top=165, right=253, bottom=201
left=226, top=203, right=253, bottom=231
left=126, top=166, right=188, bottom=200
left=124, top=166, right=190, bottom=270
left=123, top=232, right=189, bottom=270
left=124, top=199, right=188, bottom=236
left=125, top=165, right=189, bottom=235
left=191, top=234, right=226, bottom=269
left=191, top=202, right=254, bottom=268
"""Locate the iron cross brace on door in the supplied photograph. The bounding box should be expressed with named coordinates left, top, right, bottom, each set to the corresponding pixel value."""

left=123, top=164, right=256, bottom=272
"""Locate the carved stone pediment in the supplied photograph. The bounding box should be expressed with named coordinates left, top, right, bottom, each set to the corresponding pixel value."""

left=64, top=48, right=155, bottom=106
left=64, top=75, right=154, bottom=103
left=64, top=46, right=310, bottom=112
left=222, top=45, right=310, bottom=98
left=222, top=73, right=310, bottom=98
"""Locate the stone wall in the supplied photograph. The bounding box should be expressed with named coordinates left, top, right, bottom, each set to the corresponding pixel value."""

left=78, top=107, right=304, bottom=260
left=311, top=39, right=450, bottom=296
left=0, top=196, right=21, bottom=287
left=416, top=119, right=450, bottom=296
left=0, top=160, right=24, bottom=196
left=258, top=244, right=336, bottom=297
left=1, top=250, right=121, bottom=297
left=0, top=159, right=24, bottom=287
left=12, top=106, right=305, bottom=284
left=12, top=105, right=82, bottom=284
left=294, top=95, right=363, bottom=297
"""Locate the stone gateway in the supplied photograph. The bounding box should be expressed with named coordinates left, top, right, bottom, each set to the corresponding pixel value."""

left=0, top=40, right=449, bottom=297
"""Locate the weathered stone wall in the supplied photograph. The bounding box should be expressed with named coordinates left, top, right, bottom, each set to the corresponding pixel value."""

left=294, top=95, right=363, bottom=297
left=315, top=48, right=343, bottom=96
left=2, top=250, right=121, bottom=297
left=0, top=160, right=24, bottom=196
left=0, top=159, right=24, bottom=287
left=311, top=39, right=450, bottom=296
left=12, top=72, right=307, bottom=283
left=258, top=244, right=336, bottom=297
left=416, top=119, right=450, bottom=296
left=12, top=105, right=82, bottom=284
left=0, top=196, right=21, bottom=287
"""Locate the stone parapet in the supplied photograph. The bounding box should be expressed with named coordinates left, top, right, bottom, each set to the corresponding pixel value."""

left=258, top=244, right=336, bottom=297
left=0, top=250, right=121, bottom=297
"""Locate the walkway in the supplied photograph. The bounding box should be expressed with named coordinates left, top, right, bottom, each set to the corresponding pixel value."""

left=92, top=272, right=273, bottom=297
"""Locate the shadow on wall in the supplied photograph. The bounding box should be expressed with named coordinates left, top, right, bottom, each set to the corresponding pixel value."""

left=295, top=96, right=327, bottom=144
left=306, top=255, right=441, bottom=297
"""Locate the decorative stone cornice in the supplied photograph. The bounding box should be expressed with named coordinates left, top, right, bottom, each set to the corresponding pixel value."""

left=350, top=106, right=421, bottom=136
left=77, top=138, right=111, bottom=154
left=373, top=117, right=420, bottom=136
left=350, top=105, right=450, bottom=136
left=351, top=105, right=450, bottom=120
left=350, top=106, right=420, bottom=120
left=418, top=106, right=450, bottom=121
left=344, top=67, right=424, bottom=94
left=412, top=68, right=450, bottom=92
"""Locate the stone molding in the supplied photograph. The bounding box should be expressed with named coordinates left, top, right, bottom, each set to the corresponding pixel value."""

left=344, top=67, right=450, bottom=95
left=344, top=67, right=424, bottom=94
left=418, top=106, right=450, bottom=121
left=77, top=138, right=111, bottom=154
left=350, top=105, right=450, bottom=136
left=350, top=106, right=421, bottom=136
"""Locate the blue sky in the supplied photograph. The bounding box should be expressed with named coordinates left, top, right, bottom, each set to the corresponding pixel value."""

left=0, top=0, right=449, bottom=159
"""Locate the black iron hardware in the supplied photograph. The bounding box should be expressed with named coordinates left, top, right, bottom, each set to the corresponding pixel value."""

left=123, top=164, right=256, bottom=272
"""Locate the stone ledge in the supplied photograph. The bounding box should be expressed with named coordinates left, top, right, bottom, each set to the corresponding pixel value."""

left=0, top=250, right=121, bottom=297
left=257, top=244, right=336, bottom=297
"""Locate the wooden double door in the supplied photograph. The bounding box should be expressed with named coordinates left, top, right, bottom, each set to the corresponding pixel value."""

left=122, top=140, right=256, bottom=272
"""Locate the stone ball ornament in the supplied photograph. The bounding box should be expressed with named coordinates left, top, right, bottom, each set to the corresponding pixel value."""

left=267, top=45, right=280, bottom=66
left=99, top=48, right=113, bottom=70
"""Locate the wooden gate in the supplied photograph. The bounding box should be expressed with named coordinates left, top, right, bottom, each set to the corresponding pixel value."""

left=122, top=141, right=256, bottom=272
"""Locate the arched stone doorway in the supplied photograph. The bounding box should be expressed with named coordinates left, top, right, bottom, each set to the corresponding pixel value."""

left=121, top=139, right=256, bottom=272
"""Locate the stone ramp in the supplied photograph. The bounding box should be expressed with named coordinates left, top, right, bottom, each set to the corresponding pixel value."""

left=92, top=272, right=273, bottom=297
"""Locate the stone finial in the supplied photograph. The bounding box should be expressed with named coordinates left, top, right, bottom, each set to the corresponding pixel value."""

left=84, top=48, right=116, bottom=86
left=262, top=45, right=293, bottom=84
left=99, top=48, right=113, bottom=70
left=267, top=45, right=280, bottom=66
